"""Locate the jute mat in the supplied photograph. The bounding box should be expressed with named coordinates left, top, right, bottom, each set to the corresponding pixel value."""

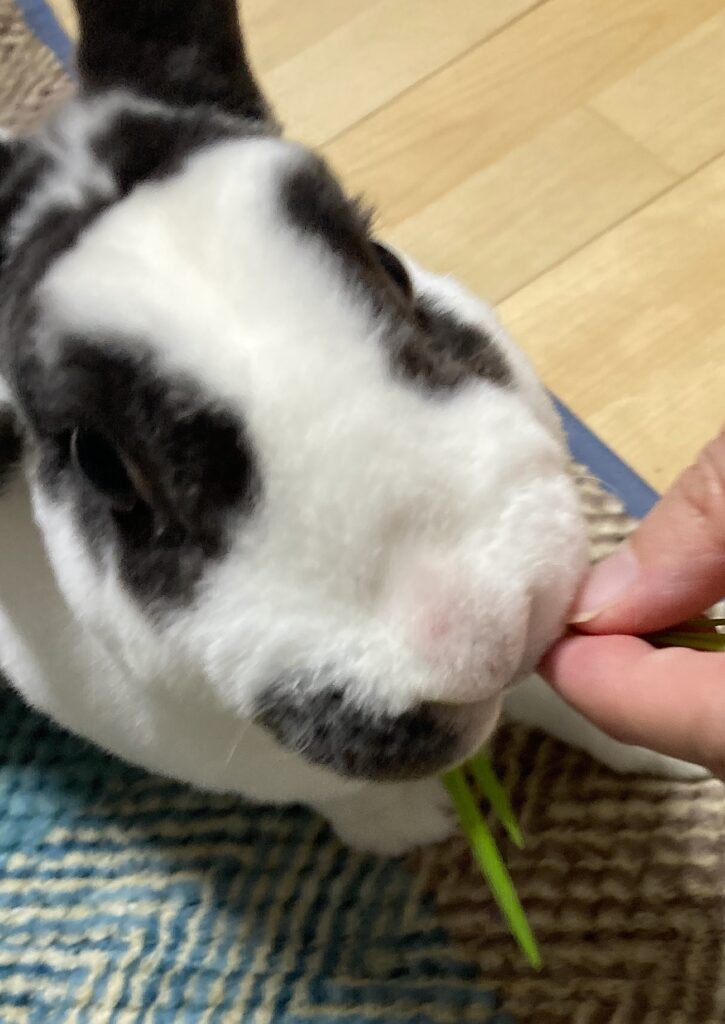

left=2, top=4, right=724, bottom=1021
left=0, top=0, right=71, bottom=133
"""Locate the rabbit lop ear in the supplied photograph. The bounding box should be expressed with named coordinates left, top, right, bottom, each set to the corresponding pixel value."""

left=74, top=0, right=271, bottom=122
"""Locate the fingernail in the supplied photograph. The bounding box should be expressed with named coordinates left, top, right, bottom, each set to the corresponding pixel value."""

left=569, top=544, right=640, bottom=624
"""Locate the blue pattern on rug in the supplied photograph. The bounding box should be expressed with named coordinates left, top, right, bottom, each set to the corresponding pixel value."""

left=0, top=683, right=511, bottom=1023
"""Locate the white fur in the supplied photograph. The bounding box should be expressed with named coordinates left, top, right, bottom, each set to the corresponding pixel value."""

left=314, top=778, right=456, bottom=856
left=0, top=126, right=703, bottom=855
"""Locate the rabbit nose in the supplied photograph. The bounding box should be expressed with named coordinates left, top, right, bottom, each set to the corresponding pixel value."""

left=380, top=556, right=527, bottom=704
left=411, top=601, right=516, bottom=704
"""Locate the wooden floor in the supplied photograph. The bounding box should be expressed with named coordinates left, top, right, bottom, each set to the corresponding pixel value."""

left=50, top=0, right=725, bottom=491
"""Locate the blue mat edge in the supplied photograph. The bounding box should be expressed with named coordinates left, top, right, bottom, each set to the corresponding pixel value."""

left=15, top=0, right=73, bottom=69
left=14, top=0, right=659, bottom=521
left=552, top=397, right=658, bottom=518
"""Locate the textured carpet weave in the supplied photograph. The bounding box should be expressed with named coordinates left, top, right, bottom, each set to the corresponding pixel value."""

left=3, top=4, right=725, bottom=1022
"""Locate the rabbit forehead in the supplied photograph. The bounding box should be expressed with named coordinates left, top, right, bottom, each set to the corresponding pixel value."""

left=36, top=135, right=517, bottom=435
left=37, top=137, right=385, bottom=405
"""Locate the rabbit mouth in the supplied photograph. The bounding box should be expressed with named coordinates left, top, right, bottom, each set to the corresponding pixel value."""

left=255, top=682, right=501, bottom=782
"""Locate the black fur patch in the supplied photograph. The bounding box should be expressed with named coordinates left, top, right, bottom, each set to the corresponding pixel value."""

left=0, top=141, right=51, bottom=270
left=400, top=299, right=513, bottom=390
left=256, top=684, right=459, bottom=782
left=17, top=337, right=260, bottom=608
left=0, top=135, right=11, bottom=179
left=75, top=0, right=271, bottom=122
left=282, top=159, right=511, bottom=393
left=91, top=104, right=265, bottom=198
left=283, top=157, right=376, bottom=280
left=0, top=407, right=22, bottom=493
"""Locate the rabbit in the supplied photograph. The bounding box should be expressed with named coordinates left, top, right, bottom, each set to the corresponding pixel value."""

left=0, top=0, right=703, bottom=857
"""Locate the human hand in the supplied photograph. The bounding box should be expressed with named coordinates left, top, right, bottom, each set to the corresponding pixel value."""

left=542, top=431, right=725, bottom=778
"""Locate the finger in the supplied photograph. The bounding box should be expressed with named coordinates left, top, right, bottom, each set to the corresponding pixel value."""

left=542, top=634, right=725, bottom=776
left=570, top=430, right=725, bottom=634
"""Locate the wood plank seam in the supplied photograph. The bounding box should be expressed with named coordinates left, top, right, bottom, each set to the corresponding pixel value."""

left=585, top=104, right=678, bottom=180
left=497, top=145, right=725, bottom=307
left=317, top=0, right=555, bottom=150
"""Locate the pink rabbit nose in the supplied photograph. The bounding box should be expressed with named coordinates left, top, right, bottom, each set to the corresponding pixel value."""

left=380, top=555, right=526, bottom=704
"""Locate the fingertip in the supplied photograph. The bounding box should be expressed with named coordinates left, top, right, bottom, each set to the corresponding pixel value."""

left=539, top=634, right=658, bottom=745
left=565, top=545, right=640, bottom=627
left=539, top=633, right=585, bottom=685
left=541, top=635, right=725, bottom=770
left=541, top=633, right=641, bottom=691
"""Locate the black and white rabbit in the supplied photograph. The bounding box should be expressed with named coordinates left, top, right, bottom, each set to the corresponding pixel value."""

left=0, top=0, right=702, bottom=856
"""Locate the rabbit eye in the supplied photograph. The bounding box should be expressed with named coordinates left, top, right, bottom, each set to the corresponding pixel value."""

left=71, top=428, right=138, bottom=511
left=373, top=242, right=412, bottom=300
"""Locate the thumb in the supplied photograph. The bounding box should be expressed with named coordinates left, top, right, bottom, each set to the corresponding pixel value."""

left=570, top=430, right=725, bottom=635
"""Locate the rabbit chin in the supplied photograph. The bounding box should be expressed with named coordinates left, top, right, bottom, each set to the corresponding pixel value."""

left=440, top=691, right=505, bottom=764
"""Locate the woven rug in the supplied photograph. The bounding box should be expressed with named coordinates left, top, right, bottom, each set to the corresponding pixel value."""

left=2, top=3, right=725, bottom=1021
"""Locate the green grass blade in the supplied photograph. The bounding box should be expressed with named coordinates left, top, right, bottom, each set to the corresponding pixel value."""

left=467, top=751, right=525, bottom=850
left=443, top=768, right=541, bottom=970
left=648, top=616, right=725, bottom=652
left=649, top=631, right=725, bottom=652
left=680, top=617, right=725, bottom=628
